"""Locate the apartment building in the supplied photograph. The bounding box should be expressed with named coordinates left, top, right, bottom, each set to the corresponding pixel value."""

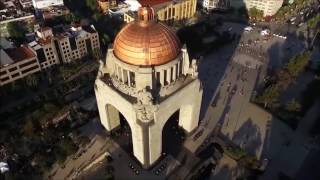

left=29, top=27, right=60, bottom=69
left=54, top=25, right=100, bottom=63
left=203, top=0, right=230, bottom=10
left=19, top=0, right=33, bottom=8
left=231, top=0, right=284, bottom=16
left=0, top=46, right=41, bottom=86
left=124, top=0, right=197, bottom=23
left=32, top=0, right=64, bottom=9
left=97, top=0, right=117, bottom=14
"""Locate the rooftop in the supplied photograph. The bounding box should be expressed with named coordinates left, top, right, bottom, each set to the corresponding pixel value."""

left=4, top=46, right=36, bottom=62
left=138, top=0, right=172, bottom=7
left=0, top=0, right=34, bottom=22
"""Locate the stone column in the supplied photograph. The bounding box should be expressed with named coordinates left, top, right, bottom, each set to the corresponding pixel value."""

left=94, top=83, right=120, bottom=131
left=160, top=70, right=165, bottom=86
left=117, top=66, right=121, bottom=80
left=148, top=122, right=162, bottom=165
left=166, top=68, right=171, bottom=84
left=121, top=68, right=125, bottom=83
left=178, top=82, right=202, bottom=133
left=176, top=63, right=180, bottom=77
left=172, top=64, right=176, bottom=81
left=127, top=70, right=131, bottom=86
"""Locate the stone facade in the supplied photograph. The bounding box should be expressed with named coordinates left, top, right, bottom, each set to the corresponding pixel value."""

left=123, top=0, right=197, bottom=23
left=95, top=45, right=203, bottom=168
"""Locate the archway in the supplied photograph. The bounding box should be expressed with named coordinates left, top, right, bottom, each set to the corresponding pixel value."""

left=162, top=110, right=186, bottom=157
left=105, top=104, right=133, bottom=154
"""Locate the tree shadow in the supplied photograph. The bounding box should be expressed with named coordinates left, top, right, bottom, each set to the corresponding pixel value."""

left=232, top=118, right=262, bottom=156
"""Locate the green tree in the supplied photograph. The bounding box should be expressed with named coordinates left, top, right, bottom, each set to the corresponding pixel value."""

left=257, top=85, right=280, bottom=108
left=25, top=74, right=39, bottom=88
left=286, top=51, right=311, bottom=78
left=248, top=7, right=264, bottom=20
left=85, top=0, right=97, bottom=11
left=286, top=99, right=301, bottom=113
left=7, top=21, right=28, bottom=42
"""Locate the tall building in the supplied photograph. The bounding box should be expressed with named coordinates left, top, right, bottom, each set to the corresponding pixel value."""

left=0, top=46, right=41, bottom=86
left=231, top=0, right=284, bottom=16
left=54, top=25, right=100, bottom=63
left=124, top=0, right=197, bottom=23
left=1, top=24, right=101, bottom=86
left=97, top=0, right=117, bottom=14
left=29, top=27, right=60, bottom=69
left=95, top=6, right=203, bottom=168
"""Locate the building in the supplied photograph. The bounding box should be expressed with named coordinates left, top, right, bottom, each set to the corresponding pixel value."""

left=95, top=6, right=203, bottom=168
left=230, top=0, right=284, bottom=16
left=32, top=0, right=64, bottom=9
left=203, top=0, right=230, bottom=10
left=54, top=25, right=100, bottom=63
left=29, top=27, right=60, bottom=69
left=97, top=0, right=117, bottom=14
left=123, top=10, right=136, bottom=22
left=0, top=0, right=35, bottom=37
left=0, top=46, right=41, bottom=86
left=19, top=0, right=33, bottom=8
left=124, top=0, right=197, bottom=23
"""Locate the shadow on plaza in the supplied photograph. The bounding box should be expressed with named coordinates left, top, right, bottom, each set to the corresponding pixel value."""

left=232, top=118, right=262, bottom=156
left=175, top=0, right=250, bottom=121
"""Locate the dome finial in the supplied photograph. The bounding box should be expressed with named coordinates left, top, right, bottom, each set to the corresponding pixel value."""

left=137, top=6, right=155, bottom=25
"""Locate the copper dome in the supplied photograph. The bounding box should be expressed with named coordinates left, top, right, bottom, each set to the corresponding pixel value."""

left=113, top=7, right=181, bottom=66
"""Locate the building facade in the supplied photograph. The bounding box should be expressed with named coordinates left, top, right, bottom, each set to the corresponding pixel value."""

left=0, top=46, right=41, bottom=86
left=32, top=0, right=64, bottom=9
left=95, top=6, right=203, bottom=168
left=97, top=0, right=117, bottom=14
left=203, top=0, right=230, bottom=10
left=124, top=0, right=197, bottom=23
left=29, top=27, right=60, bottom=69
left=55, top=25, right=100, bottom=63
left=1, top=24, right=100, bottom=86
left=231, top=0, right=284, bottom=16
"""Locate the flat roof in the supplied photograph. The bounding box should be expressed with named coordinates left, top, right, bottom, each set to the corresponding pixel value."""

left=138, top=0, right=171, bottom=6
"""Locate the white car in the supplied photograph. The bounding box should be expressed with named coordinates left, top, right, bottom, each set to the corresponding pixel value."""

left=244, top=26, right=253, bottom=32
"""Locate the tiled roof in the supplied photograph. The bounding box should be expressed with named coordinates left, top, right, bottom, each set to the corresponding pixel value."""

left=5, top=46, right=36, bottom=62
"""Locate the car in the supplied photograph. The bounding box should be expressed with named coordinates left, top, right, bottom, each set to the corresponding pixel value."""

left=244, top=26, right=253, bottom=32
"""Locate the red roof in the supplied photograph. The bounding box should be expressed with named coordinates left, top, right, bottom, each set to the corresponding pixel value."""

left=138, top=0, right=171, bottom=7
left=38, top=37, right=52, bottom=45
left=5, top=46, right=36, bottom=62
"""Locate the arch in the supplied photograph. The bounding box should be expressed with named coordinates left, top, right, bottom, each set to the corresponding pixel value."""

left=162, top=110, right=186, bottom=157
left=104, top=103, right=135, bottom=137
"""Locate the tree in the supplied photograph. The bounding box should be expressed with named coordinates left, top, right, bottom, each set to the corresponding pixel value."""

left=286, top=99, right=301, bottom=113
left=101, top=33, right=110, bottom=46
left=7, top=21, right=28, bottom=43
left=257, top=85, right=280, bottom=108
left=23, top=118, right=35, bottom=137
left=275, top=69, right=293, bottom=90
left=286, top=51, right=311, bottom=78
left=25, top=74, right=39, bottom=88
left=248, top=7, right=264, bottom=20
